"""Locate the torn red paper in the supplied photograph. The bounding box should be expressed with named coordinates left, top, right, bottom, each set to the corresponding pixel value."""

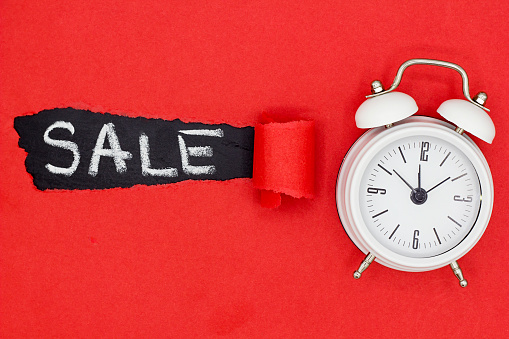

left=253, top=120, right=315, bottom=208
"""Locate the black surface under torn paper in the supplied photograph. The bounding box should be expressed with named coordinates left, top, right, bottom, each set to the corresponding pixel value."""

left=14, top=108, right=254, bottom=190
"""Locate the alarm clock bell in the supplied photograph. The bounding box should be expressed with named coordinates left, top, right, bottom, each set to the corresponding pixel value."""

left=355, top=59, right=495, bottom=144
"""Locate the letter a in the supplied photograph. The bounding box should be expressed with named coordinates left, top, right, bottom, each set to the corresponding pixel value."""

left=88, top=123, right=132, bottom=176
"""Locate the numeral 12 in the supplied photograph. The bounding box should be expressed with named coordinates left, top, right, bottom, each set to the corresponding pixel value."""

left=420, top=142, right=429, bottom=162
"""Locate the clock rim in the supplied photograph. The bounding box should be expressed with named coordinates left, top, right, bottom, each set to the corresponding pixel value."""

left=336, top=116, right=494, bottom=272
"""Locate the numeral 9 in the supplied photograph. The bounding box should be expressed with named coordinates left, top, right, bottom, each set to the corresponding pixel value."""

left=367, top=187, right=386, bottom=194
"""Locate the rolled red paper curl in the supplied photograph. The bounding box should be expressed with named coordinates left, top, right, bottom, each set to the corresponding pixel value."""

left=253, top=120, right=315, bottom=208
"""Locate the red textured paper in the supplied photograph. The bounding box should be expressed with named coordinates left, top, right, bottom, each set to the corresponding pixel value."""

left=1, top=1, right=509, bottom=338
left=253, top=120, right=315, bottom=207
left=259, top=189, right=282, bottom=209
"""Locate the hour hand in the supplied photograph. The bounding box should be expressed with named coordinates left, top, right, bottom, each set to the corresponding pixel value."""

left=393, top=169, right=415, bottom=191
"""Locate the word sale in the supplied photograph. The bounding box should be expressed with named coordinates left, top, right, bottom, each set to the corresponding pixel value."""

left=44, top=120, right=224, bottom=178
left=14, top=108, right=254, bottom=190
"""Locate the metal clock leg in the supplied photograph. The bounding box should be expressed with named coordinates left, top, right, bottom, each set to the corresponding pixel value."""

left=353, top=253, right=376, bottom=279
left=450, top=261, right=468, bottom=287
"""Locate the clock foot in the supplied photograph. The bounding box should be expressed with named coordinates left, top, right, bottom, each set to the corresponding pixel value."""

left=450, top=261, right=468, bottom=287
left=353, top=253, right=376, bottom=279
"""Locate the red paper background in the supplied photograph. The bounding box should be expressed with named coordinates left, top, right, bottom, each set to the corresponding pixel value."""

left=1, top=1, right=509, bottom=337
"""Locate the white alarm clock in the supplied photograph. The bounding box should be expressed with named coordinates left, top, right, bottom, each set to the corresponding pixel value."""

left=336, top=59, right=495, bottom=287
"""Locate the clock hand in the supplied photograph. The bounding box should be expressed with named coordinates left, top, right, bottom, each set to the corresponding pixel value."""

left=427, top=176, right=451, bottom=193
left=418, top=164, right=421, bottom=190
left=393, top=169, right=415, bottom=191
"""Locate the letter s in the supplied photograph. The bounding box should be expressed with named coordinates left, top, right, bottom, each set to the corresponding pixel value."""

left=43, top=121, right=80, bottom=176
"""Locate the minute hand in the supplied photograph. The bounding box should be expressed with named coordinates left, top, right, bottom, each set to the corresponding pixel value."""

left=427, top=177, right=451, bottom=193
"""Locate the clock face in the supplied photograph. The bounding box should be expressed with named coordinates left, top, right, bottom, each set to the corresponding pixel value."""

left=359, top=135, right=482, bottom=258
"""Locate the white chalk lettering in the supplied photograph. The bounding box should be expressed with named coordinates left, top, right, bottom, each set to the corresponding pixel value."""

left=88, top=123, right=132, bottom=176
left=139, top=132, right=178, bottom=177
left=179, top=129, right=224, bottom=137
left=178, top=129, right=223, bottom=175
left=187, top=146, right=213, bottom=157
left=43, top=121, right=80, bottom=176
